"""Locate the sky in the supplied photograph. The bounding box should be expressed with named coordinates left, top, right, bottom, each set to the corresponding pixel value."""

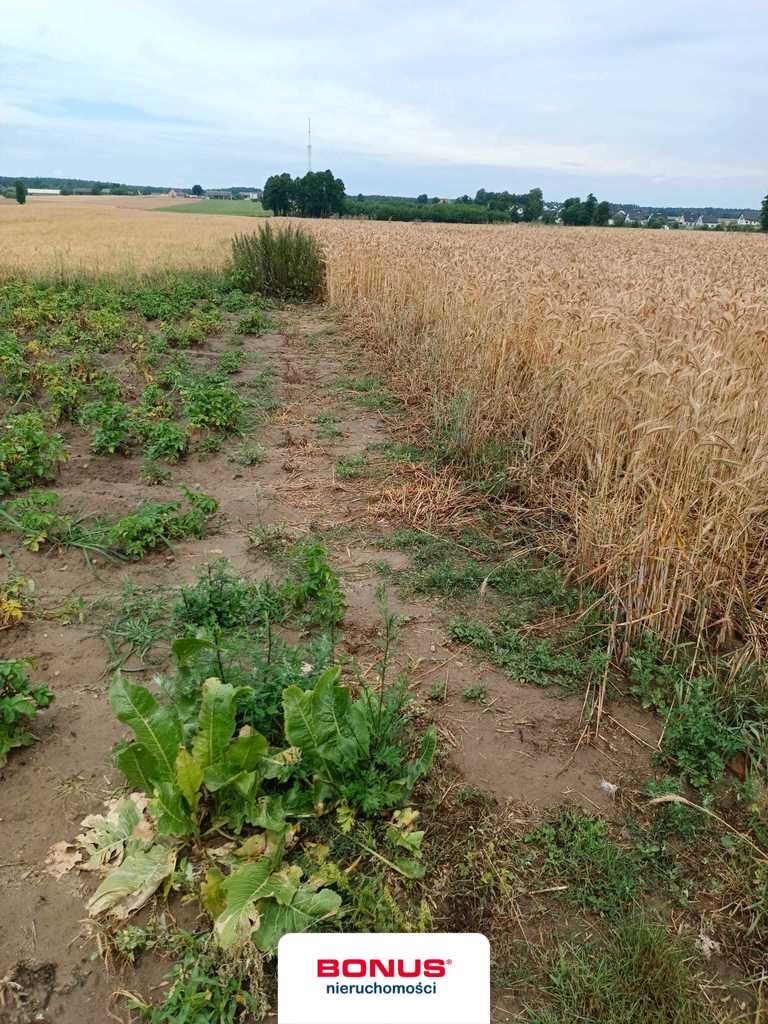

left=2, top=0, right=766, bottom=207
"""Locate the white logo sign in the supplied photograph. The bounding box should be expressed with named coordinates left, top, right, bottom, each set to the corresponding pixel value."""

left=278, top=932, right=490, bottom=1024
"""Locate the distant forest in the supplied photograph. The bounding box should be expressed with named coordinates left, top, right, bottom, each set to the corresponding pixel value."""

left=2, top=176, right=760, bottom=223
left=0, top=177, right=262, bottom=195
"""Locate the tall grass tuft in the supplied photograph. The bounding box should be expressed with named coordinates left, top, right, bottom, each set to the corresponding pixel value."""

left=230, top=222, right=325, bottom=300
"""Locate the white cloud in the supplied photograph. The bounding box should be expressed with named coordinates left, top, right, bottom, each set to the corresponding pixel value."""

left=2, top=0, right=766, bottom=202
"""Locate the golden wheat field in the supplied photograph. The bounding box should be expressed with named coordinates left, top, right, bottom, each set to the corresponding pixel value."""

left=3, top=194, right=768, bottom=658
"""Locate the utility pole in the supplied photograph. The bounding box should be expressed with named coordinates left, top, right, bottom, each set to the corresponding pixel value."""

left=307, top=118, right=312, bottom=173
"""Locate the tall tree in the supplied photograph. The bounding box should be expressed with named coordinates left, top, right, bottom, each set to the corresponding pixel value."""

left=594, top=200, right=611, bottom=226
left=522, top=187, right=544, bottom=222
left=191, top=184, right=204, bottom=196
left=14, top=180, right=27, bottom=205
left=762, top=194, right=768, bottom=232
left=561, top=197, right=582, bottom=225
left=262, top=173, right=294, bottom=216
left=581, top=192, right=598, bottom=225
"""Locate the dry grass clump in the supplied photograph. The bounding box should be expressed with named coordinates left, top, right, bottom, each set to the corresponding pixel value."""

left=374, top=463, right=491, bottom=530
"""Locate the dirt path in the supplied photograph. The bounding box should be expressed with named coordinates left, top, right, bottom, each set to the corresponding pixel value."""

left=0, top=307, right=655, bottom=1023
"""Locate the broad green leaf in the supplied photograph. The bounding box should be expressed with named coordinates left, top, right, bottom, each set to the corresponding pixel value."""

left=114, top=741, right=158, bottom=793
left=253, top=885, right=342, bottom=952
left=87, top=844, right=176, bottom=919
left=214, top=859, right=280, bottom=950
left=175, top=748, right=203, bottom=811
left=150, top=782, right=195, bottom=837
left=204, top=761, right=247, bottom=792
left=394, top=857, right=426, bottom=880
left=171, top=635, right=214, bottom=669
left=225, top=732, right=268, bottom=771
left=110, top=677, right=182, bottom=786
left=283, top=668, right=363, bottom=770
left=191, top=678, right=236, bottom=771
left=202, top=730, right=267, bottom=793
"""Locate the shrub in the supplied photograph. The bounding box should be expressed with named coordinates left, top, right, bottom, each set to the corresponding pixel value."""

left=230, top=223, right=326, bottom=300
left=0, top=412, right=66, bottom=494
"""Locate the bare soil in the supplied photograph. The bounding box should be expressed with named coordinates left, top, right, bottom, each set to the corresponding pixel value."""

left=0, top=308, right=657, bottom=1023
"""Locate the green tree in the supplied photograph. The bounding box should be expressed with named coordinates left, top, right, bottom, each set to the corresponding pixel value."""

left=522, top=187, right=544, bottom=222
left=14, top=180, right=27, bottom=205
left=263, top=173, right=294, bottom=216
left=761, top=194, right=768, bottom=232
left=561, top=197, right=582, bottom=225
left=191, top=184, right=204, bottom=196
left=581, top=192, right=598, bottom=225
left=416, top=193, right=429, bottom=204
left=292, top=170, right=345, bottom=218
left=594, top=200, right=611, bottom=226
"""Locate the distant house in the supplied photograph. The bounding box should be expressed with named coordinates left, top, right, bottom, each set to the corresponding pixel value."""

left=28, top=188, right=61, bottom=196
left=695, top=215, right=720, bottom=228
left=205, top=190, right=233, bottom=199
left=738, top=213, right=759, bottom=227
left=241, top=191, right=263, bottom=201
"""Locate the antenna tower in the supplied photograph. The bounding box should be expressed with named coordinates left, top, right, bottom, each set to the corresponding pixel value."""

left=307, top=118, right=312, bottom=172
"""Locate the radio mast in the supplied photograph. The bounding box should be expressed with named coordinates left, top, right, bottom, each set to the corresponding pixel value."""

left=307, top=118, right=312, bottom=172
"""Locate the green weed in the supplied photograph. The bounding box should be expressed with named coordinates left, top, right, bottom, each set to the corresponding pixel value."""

left=0, top=659, right=54, bottom=766
left=0, top=412, right=66, bottom=494
left=523, top=922, right=710, bottom=1024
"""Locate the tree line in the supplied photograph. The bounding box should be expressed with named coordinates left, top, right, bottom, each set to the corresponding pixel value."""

left=262, top=170, right=346, bottom=218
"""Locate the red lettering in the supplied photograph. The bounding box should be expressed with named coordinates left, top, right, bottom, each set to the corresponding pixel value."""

left=397, top=959, right=421, bottom=978
left=342, top=959, right=367, bottom=978
left=424, top=959, right=447, bottom=978
left=317, top=959, right=338, bottom=978
left=369, top=959, right=395, bottom=978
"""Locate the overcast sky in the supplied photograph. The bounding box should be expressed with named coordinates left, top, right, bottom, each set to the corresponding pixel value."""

left=3, top=0, right=766, bottom=206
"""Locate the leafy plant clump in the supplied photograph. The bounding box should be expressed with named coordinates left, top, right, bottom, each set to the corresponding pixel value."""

left=627, top=636, right=758, bottom=790
left=0, top=488, right=217, bottom=560
left=183, top=377, right=244, bottom=433
left=105, top=489, right=218, bottom=558
left=231, top=223, right=326, bottom=301
left=236, top=307, right=274, bottom=335
left=0, top=659, right=54, bottom=765
left=0, top=412, right=66, bottom=494
left=66, top=552, right=435, bottom=999
left=139, top=419, right=190, bottom=463
left=125, top=930, right=266, bottom=1023
left=80, top=399, right=133, bottom=455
